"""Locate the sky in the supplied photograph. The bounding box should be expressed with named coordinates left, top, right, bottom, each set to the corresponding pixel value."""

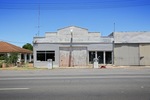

left=0, top=0, right=150, bottom=47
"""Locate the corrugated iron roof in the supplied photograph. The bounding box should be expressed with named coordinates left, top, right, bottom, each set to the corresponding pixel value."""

left=0, top=41, right=32, bottom=54
left=113, top=32, right=150, bottom=43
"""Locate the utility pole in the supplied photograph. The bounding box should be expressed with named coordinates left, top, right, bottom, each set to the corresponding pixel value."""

left=69, top=29, right=73, bottom=67
left=112, top=22, right=115, bottom=65
left=114, top=23, right=115, bottom=32
left=37, top=3, right=40, bottom=36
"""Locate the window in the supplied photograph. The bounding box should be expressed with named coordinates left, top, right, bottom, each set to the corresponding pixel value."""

left=89, top=51, right=112, bottom=64
left=89, top=51, right=95, bottom=64
left=106, top=52, right=112, bottom=64
left=37, top=51, right=55, bottom=61
left=97, top=51, right=103, bottom=64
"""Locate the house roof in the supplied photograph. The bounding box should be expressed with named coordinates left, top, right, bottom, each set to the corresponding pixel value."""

left=0, top=41, right=32, bottom=54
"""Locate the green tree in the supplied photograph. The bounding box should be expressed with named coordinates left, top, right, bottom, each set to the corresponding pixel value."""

left=4, top=53, right=19, bottom=67
left=22, top=43, right=33, bottom=51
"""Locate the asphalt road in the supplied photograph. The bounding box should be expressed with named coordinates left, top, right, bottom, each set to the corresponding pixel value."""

left=0, top=68, right=150, bottom=100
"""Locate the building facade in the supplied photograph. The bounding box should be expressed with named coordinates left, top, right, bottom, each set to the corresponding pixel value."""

left=33, top=26, right=150, bottom=68
left=33, top=26, right=113, bottom=68
left=112, top=32, right=150, bottom=66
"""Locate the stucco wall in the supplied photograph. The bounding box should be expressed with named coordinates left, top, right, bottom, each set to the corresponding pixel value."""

left=33, top=43, right=113, bottom=68
left=114, top=44, right=139, bottom=66
left=33, top=26, right=113, bottom=68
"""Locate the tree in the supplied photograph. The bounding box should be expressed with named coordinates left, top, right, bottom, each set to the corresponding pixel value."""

left=22, top=43, right=33, bottom=51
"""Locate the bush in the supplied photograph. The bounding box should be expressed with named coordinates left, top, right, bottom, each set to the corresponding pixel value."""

left=0, top=53, right=19, bottom=67
left=1, top=53, right=19, bottom=67
left=0, top=60, right=4, bottom=68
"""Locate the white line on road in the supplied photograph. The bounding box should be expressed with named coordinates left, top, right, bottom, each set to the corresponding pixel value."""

left=0, top=76, right=150, bottom=80
left=0, top=88, right=29, bottom=91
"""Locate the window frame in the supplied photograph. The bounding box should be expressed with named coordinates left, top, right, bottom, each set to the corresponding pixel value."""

left=36, top=51, right=55, bottom=61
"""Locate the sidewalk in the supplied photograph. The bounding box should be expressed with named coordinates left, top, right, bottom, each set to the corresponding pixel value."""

left=109, top=65, right=150, bottom=69
left=56, top=65, right=150, bottom=69
left=1, top=65, right=150, bottom=70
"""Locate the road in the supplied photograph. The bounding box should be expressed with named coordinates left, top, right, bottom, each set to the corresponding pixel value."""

left=0, top=68, right=150, bottom=100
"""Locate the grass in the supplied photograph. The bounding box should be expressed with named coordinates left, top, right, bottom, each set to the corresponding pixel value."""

left=0, top=66, right=50, bottom=70
left=0, top=66, right=38, bottom=70
left=0, top=63, right=47, bottom=70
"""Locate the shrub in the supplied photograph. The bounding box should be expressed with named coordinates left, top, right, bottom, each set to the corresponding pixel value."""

left=0, top=60, right=4, bottom=68
left=4, top=53, right=19, bottom=67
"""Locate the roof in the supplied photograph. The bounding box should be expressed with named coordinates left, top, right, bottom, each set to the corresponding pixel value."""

left=0, top=41, right=32, bottom=54
left=113, top=31, right=150, bottom=43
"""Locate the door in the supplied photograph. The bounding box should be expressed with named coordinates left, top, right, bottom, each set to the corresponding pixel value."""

left=114, top=44, right=139, bottom=66
left=72, top=47, right=87, bottom=66
left=140, top=44, right=150, bottom=65
left=59, top=47, right=87, bottom=67
left=59, top=47, right=70, bottom=67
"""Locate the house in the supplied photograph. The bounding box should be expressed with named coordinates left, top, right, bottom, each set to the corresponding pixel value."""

left=111, top=31, right=150, bottom=66
left=33, top=26, right=113, bottom=68
left=0, top=41, right=33, bottom=63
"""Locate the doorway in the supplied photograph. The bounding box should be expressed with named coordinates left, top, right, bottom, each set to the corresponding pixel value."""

left=60, top=47, right=87, bottom=67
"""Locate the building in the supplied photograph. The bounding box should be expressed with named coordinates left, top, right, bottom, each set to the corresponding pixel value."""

left=33, top=26, right=113, bottom=68
left=112, top=31, right=150, bottom=66
left=33, top=26, right=150, bottom=68
left=0, top=41, right=33, bottom=63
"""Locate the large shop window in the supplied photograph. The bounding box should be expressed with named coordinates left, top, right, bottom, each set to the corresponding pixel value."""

left=89, top=51, right=112, bottom=64
left=106, top=52, right=112, bottom=64
left=89, top=51, right=95, bottom=64
left=97, top=51, right=103, bottom=64
left=37, top=51, right=55, bottom=61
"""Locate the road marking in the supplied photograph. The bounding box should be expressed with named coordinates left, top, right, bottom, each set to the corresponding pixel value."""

left=0, top=75, right=150, bottom=80
left=0, top=88, right=29, bottom=91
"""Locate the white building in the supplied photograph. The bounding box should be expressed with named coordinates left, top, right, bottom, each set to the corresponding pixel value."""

left=33, top=26, right=113, bottom=68
left=33, top=26, right=150, bottom=68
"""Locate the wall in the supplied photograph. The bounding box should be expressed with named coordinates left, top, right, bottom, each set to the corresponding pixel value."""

left=33, top=43, right=59, bottom=68
left=33, top=43, right=113, bottom=68
left=139, top=44, right=150, bottom=65
left=114, top=44, right=139, bottom=66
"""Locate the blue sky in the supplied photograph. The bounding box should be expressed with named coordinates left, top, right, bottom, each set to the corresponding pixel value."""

left=0, top=0, right=150, bottom=47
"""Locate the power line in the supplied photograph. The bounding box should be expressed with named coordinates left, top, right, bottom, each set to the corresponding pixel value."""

left=0, top=39, right=30, bottom=44
left=0, top=0, right=147, bottom=5
left=0, top=0, right=149, bottom=10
